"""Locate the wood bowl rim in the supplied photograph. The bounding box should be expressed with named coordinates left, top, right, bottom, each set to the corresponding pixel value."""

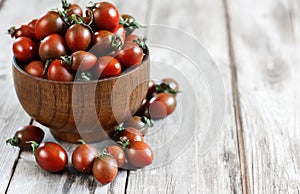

left=12, top=48, right=149, bottom=85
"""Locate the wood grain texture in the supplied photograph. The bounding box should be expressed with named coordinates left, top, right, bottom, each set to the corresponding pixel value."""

left=0, top=0, right=34, bottom=193
left=226, top=0, right=300, bottom=193
left=6, top=122, right=128, bottom=194
left=125, top=0, right=243, bottom=193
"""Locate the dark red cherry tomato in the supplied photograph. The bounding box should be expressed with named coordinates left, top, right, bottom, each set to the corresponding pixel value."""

left=115, top=41, right=143, bottom=68
left=125, top=34, right=139, bottom=42
left=122, top=116, right=153, bottom=135
left=135, top=98, right=150, bottom=117
left=92, top=2, right=120, bottom=30
left=146, top=80, right=157, bottom=99
left=39, top=34, right=67, bottom=62
left=34, top=11, right=67, bottom=40
left=65, top=24, right=91, bottom=52
left=69, top=51, right=97, bottom=72
left=148, top=93, right=177, bottom=119
left=34, top=142, right=68, bottom=173
left=111, top=24, right=126, bottom=42
left=62, top=0, right=83, bottom=17
left=93, top=56, right=121, bottom=79
left=162, top=78, right=179, bottom=91
left=72, top=143, right=98, bottom=173
left=120, top=14, right=142, bottom=35
left=25, top=61, right=45, bottom=78
left=93, top=155, right=118, bottom=184
left=6, top=125, right=44, bottom=151
left=13, top=37, right=37, bottom=62
left=106, top=145, right=125, bottom=167
left=125, top=141, right=153, bottom=168
left=156, top=78, right=179, bottom=94
left=91, top=30, right=123, bottom=56
left=28, top=19, right=38, bottom=29
left=8, top=25, right=36, bottom=40
left=115, top=127, right=144, bottom=143
left=47, top=59, right=74, bottom=82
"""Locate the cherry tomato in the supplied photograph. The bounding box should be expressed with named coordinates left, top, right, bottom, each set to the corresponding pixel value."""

left=111, top=24, right=126, bottom=42
left=162, top=78, right=179, bottom=92
left=146, top=80, right=157, bottom=99
left=93, top=155, right=118, bottom=184
left=106, top=145, right=125, bottom=167
left=148, top=93, right=177, bottom=119
left=62, top=0, right=83, bottom=17
left=92, top=2, right=119, bottom=31
left=72, top=143, right=98, bottom=173
left=115, top=127, right=144, bottom=143
left=6, top=125, right=44, bottom=151
left=91, top=30, right=122, bottom=56
left=135, top=98, right=150, bottom=117
left=25, top=61, right=45, bottom=78
left=123, top=116, right=153, bottom=135
left=47, top=59, right=74, bottom=82
left=34, top=11, right=67, bottom=40
left=156, top=78, right=179, bottom=95
left=121, top=14, right=141, bottom=35
left=39, top=34, right=67, bottom=62
left=8, top=25, right=36, bottom=40
left=28, top=19, right=38, bottom=29
left=65, top=24, right=91, bottom=52
left=13, top=37, right=37, bottom=62
left=69, top=51, right=97, bottom=72
left=125, top=141, right=153, bottom=168
left=34, top=142, right=68, bottom=173
left=125, top=34, right=139, bottom=42
left=93, top=56, right=121, bottom=79
left=115, top=41, right=143, bottom=68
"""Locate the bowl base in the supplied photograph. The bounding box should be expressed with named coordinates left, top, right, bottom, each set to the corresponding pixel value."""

left=50, top=128, right=112, bottom=143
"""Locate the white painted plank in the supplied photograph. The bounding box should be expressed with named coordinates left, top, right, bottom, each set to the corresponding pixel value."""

left=126, top=0, right=242, bottom=193
left=227, top=0, right=300, bottom=193
left=0, top=0, right=37, bottom=192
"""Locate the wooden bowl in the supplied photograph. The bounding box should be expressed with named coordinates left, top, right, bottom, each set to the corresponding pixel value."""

left=12, top=50, right=150, bottom=143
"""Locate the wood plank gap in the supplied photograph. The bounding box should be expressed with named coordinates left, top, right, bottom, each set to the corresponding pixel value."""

left=222, top=0, right=250, bottom=194
left=124, top=170, right=130, bottom=194
left=4, top=150, right=22, bottom=194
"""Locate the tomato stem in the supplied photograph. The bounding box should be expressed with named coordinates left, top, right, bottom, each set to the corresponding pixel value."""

left=77, top=139, right=86, bottom=144
left=86, top=1, right=97, bottom=10
left=60, top=55, right=72, bottom=66
left=134, top=37, right=147, bottom=50
left=61, top=0, right=71, bottom=9
left=55, top=8, right=72, bottom=25
left=141, top=116, right=154, bottom=128
left=7, top=26, right=16, bottom=38
left=117, top=139, right=130, bottom=149
left=76, top=71, right=94, bottom=82
left=111, top=34, right=124, bottom=50
left=26, top=141, right=39, bottom=154
left=6, top=137, right=20, bottom=147
left=119, top=16, right=145, bottom=29
left=155, top=83, right=178, bottom=95
left=42, top=60, right=52, bottom=75
left=70, top=14, right=94, bottom=33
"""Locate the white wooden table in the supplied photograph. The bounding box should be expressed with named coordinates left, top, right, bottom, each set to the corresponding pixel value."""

left=0, top=0, right=300, bottom=193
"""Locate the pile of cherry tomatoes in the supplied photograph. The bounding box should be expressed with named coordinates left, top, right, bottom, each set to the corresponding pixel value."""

left=10, top=0, right=146, bottom=81
left=6, top=78, right=180, bottom=184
